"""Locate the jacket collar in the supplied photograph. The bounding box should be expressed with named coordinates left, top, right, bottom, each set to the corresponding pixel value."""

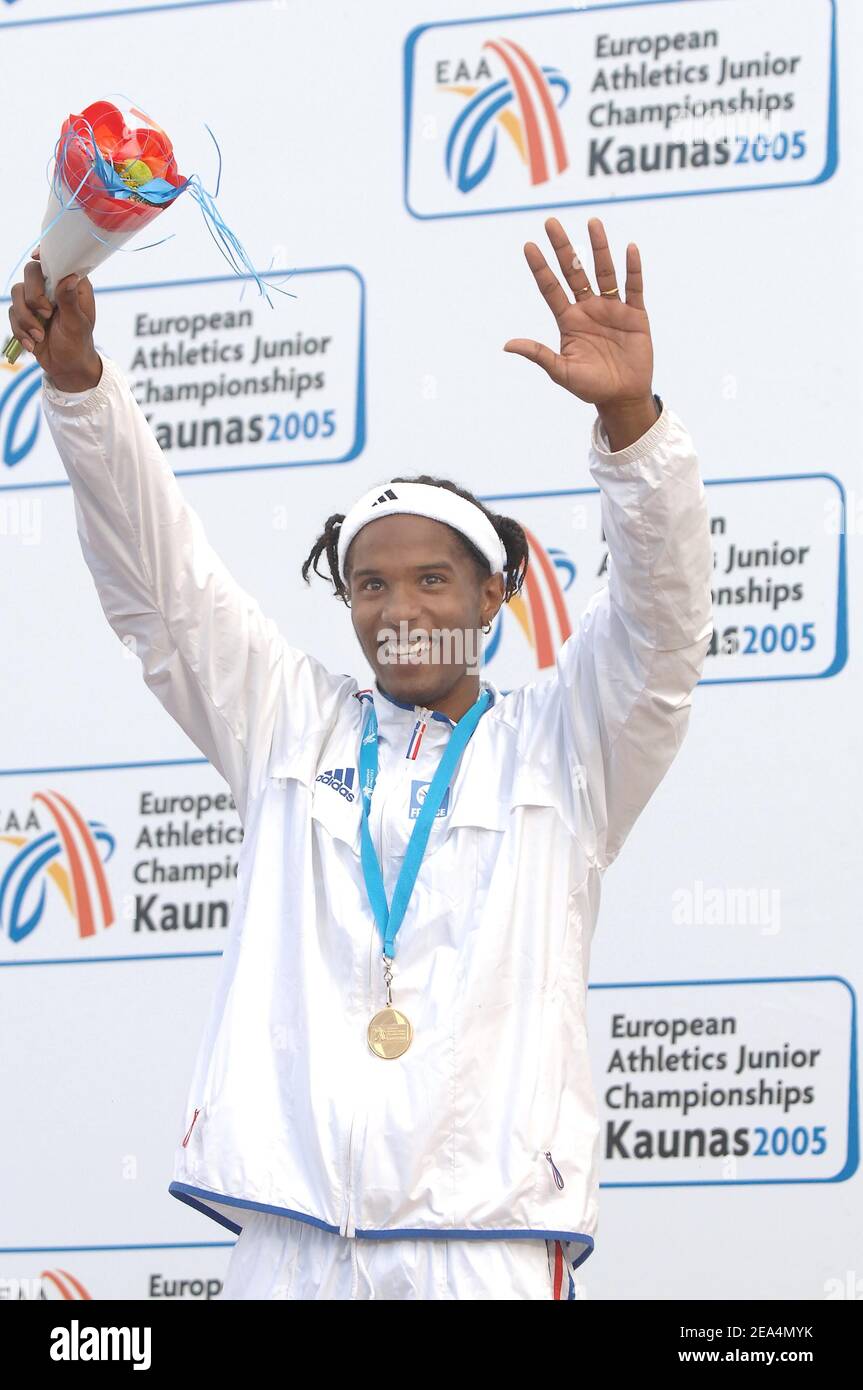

left=354, top=677, right=501, bottom=754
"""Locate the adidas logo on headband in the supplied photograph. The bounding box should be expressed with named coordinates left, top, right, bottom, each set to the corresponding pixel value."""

left=337, top=480, right=507, bottom=578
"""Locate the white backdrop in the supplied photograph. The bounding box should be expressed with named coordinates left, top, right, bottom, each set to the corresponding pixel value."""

left=0, top=0, right=860, bottom=1301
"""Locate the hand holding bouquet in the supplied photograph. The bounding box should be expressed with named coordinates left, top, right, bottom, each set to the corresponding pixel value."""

left=4, top=96, right=290, bottom=365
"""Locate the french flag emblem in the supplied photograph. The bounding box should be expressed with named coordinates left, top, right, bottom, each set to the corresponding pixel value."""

left=406, top=713, right=429, bottom=760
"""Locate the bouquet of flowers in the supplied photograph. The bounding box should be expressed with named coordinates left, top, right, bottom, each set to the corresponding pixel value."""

left=3, top=96, right=289, bottom=363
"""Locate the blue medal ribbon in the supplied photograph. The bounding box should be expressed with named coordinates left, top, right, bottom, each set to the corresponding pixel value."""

left=358, top=687, right=491, bottom=958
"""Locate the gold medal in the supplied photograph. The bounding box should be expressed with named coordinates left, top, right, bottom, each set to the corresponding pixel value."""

left=367, top=1006, right=413, bottom=1059
left=367, top=954, right=413, bottom=1060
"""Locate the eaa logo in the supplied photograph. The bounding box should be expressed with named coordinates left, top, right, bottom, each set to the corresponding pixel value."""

left=0, top=789, right=116, bottom=944
left=484, top=525, right=576, bottom=672
left=0, top=1269, right=92, bottom=1301
left=437, top=37, right=570, bottom=194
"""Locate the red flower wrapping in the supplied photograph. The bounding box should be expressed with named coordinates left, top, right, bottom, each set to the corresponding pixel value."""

left=57, top=99, right=184, bottom=233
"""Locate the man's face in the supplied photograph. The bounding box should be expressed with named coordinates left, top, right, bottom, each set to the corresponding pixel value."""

left=345, top=514, right=503, bottom=707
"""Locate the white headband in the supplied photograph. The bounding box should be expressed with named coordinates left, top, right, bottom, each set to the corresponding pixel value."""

left=337, top=481, right=507, bottom=580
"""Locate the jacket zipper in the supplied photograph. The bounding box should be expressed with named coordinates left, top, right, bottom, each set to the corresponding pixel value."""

left=341, top=706, right=432, bottom=1236
left=544, top=1150, right=565, bottom=1190
left=407, top=705, right=434, bottom=760
left=342, top=1110, right=359, bottom=1238
left=342, top=722, right=406, bottom=1239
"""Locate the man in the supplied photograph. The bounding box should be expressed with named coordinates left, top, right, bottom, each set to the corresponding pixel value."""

left=10, top=217, right=713, bottom=1300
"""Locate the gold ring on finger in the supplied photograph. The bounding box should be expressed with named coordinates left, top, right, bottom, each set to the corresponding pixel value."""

left=573, top=285, right=593, bottom=299
left=600, top=285, right=620, bottom=297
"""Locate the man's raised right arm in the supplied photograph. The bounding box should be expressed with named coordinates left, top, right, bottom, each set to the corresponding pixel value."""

left=11, top=259, right=352, bottom=822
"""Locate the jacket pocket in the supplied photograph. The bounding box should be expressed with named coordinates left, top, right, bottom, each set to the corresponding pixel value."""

left=531, top=990, right=572, bottom=1205
left=181, top=1103, right=203, bottom=1150
left=542, top=1148, right=566, bottom=1191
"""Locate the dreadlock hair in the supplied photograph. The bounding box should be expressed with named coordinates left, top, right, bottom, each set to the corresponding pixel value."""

left=300, top=475, right=530, bottom=606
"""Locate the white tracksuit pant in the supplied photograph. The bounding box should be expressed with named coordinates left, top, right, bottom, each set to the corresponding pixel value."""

left=219, top=1211, right=577, bottom=1300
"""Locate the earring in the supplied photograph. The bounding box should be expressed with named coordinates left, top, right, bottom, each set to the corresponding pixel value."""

left=482, top=619, right=492, bottom=634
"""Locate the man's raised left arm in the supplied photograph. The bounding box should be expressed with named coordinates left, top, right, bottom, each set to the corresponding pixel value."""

left=504, top=215, right=713, bottom=869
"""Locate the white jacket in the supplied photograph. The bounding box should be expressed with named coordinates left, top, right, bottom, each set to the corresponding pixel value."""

left=41, top=354, right=713, bottom=1270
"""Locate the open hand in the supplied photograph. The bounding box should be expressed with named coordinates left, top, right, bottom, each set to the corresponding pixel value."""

left=504, top=217, right=653, bottom=410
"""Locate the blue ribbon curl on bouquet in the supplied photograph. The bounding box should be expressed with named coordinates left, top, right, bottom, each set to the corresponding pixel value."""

left=3, top=112, right=296, bottom=308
